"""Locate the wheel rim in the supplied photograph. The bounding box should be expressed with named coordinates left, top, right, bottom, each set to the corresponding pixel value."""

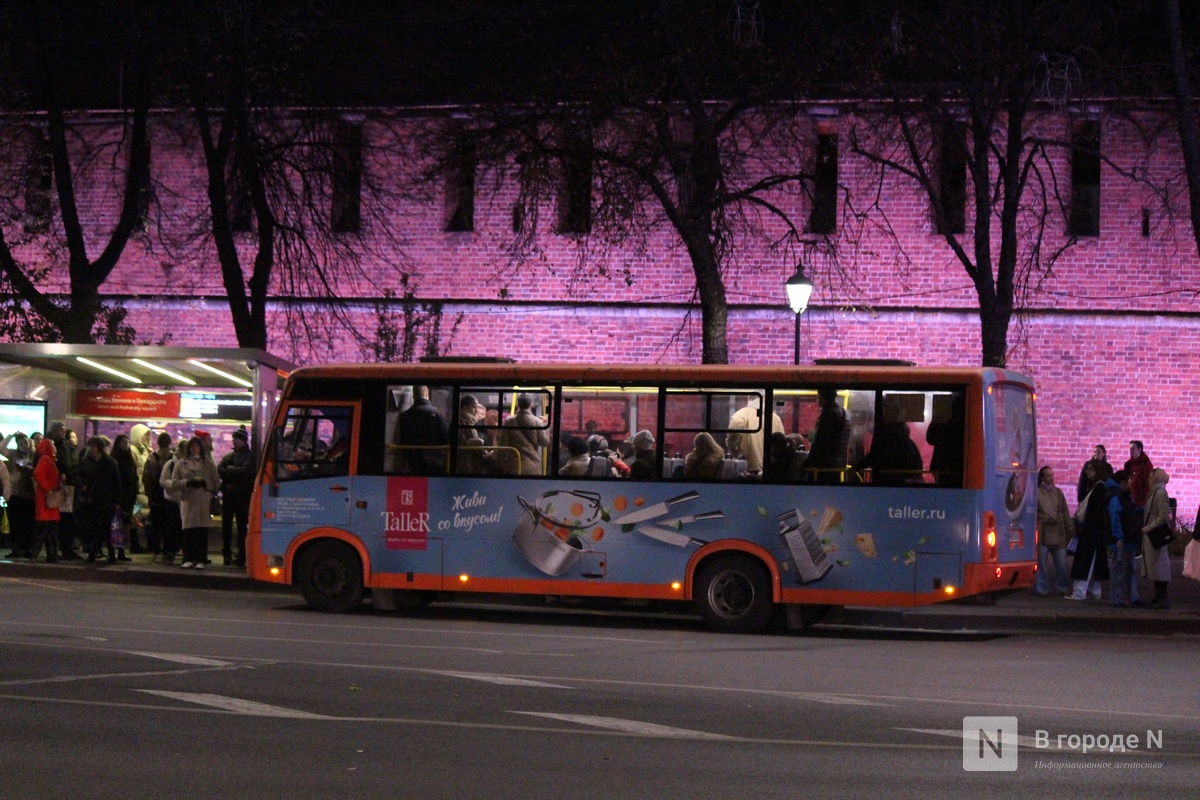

left=312, top=558, right=349, bottom=598
left=706, top=568, right=756, bottom=620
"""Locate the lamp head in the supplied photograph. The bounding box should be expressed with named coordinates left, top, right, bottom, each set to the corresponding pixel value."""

left=785, top=267, right=814, bottom=314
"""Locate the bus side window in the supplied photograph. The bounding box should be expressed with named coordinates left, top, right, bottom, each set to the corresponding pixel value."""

left=274, top=406, right=353, bottom=482
left=927, top=392, right=965, bottom=487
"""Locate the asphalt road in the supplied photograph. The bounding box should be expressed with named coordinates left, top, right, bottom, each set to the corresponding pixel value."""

left=1, top=578, right=1197, bottom=800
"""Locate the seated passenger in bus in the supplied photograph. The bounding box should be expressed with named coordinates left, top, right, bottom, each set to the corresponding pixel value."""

left=766, top=431, right=796, bottom=482
left=800, top=388, right=850, bottom=484
left=497, top=393, right=550, bottom=476
left=457, top=394, right=489, bottom=475
left=684, top=432, right=725, bottom=480
left=587, top=435, right=630, bottom=478
left=559, top=436, right=590, bottom=476
left=855, top=421, right=922, bottom=486
left=628, top=430, right=656, bottom=480
left=397, top=385, right=449, bottom=476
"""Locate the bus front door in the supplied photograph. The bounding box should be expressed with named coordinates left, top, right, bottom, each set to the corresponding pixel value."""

left=261, top=404, right=357, bottom=537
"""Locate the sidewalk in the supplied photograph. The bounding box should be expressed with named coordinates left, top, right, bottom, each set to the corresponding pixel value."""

left=2, top=547, right=1197, bottom=635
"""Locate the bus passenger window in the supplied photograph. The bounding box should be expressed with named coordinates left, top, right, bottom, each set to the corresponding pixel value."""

left=388, top=384, right=451, bottom=476
left=927, top=393, right=965, bottom=487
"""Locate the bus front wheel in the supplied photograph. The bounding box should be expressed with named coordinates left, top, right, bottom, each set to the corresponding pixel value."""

left=296, top=541, right=365, bottom=613
left=694, top=555, right=773, bottom=633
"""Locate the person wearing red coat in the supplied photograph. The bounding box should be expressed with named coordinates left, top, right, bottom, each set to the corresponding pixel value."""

left=32, top=438, right=62, bottom=562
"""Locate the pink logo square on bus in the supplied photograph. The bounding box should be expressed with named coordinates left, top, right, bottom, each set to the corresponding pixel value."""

left=385, top=477, right=430, bottom=550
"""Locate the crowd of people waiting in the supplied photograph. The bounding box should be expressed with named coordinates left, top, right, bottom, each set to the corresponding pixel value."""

left=1036, top=440, right=1180, bottom=609
left=1, top=422, right=255, bottom=570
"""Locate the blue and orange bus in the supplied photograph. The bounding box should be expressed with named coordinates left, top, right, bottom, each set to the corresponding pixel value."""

left=246, top=363, right=1037, bottom=632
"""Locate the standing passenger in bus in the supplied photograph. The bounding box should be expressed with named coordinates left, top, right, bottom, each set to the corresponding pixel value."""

left=456, top=394, right=490, bottom=475
left=497, top=393, right=550, bottom=476
left=926, top=395, right=965, bottom=486
left=725, top=399, right=783, bottom=475
left=801, top=389, right=849, bottom=484
left=398, top=386, right=449, bottom=476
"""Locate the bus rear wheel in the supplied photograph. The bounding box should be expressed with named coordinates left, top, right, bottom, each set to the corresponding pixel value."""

left=694, top=555, right=773, bottom=633
left=296, top=541, right=365, bottom=613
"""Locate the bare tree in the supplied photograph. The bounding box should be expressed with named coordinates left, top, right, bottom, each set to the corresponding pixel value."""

left=844, top=0, right=1108, bottom=367
left=162, top=1, right=415, bottom=356
left=418, top=0, right=825, bottom=364
left=0, top=2, right=155, bottom=343
left=1164, top=0, right=1200, bottom=260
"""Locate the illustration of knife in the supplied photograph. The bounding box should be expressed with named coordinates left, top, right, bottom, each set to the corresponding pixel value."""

left=612, top=490, right=700, bottom=525
left=637, top=525, right=708, bottom=548
left=656, top=510, right=725, bottom=528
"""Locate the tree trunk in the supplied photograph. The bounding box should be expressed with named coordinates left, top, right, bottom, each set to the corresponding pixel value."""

left=1165, top=0, right=1200, bottom=261
left=685, top=234, right=729, bottom=364
left=978, top=300, right=1010, bottom=368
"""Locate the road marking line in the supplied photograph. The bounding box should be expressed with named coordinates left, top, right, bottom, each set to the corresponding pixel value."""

left=900, top=727, right=1046, bottom=750
left=510, top=712, right=734, bottom=740
left=442, top=672, right=573, bottom=689
left=0, top=665, right=241, bottom=687
left=137, top=691, right=333, bottom=719
left=0, top=578, right=75, bottom=591
left=127, top=652, right=234, bottom=667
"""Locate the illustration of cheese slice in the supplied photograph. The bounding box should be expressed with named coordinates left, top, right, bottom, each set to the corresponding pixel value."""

left=854, top=533, right=877, bottom=558
left=816, top=506, right=844, bottom=535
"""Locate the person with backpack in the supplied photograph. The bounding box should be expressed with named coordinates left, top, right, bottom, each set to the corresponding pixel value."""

left=1067, top=460, right=1111, bottom=600
left=1105, top=470, right=1142, bottom=607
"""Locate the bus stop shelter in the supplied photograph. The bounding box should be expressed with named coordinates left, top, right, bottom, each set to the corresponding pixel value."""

left=0, top=344, right=296, bottom=464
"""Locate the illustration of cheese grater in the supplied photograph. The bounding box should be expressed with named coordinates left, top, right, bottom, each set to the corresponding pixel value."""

left=778, top=508, right=833, bottom=584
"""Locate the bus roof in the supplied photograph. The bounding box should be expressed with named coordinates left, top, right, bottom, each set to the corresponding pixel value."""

left=285, top=363, right=1033, bottom=389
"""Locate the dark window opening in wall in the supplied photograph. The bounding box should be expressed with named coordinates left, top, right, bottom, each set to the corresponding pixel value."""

left=806, top=133, right=838, bottom=234
left=331, top=121, right=363, bottom=233
left=558, top=133, right=592, bottom=234
left=23, top=131, right=52, bottom=234
left=445, top=138, right=476, bottom=232
left=1069, top=120, right=1100, bottom=237
left=1142, top=208, right=1151, bottom=238
left=227, top=159, right=252, bottom=233
left=935, top=123, right=966, bottom=235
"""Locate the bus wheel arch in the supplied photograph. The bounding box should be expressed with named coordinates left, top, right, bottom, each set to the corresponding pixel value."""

left=295, top=539, right=366, bottom=613
left=693, top=553, right=774, bottom=633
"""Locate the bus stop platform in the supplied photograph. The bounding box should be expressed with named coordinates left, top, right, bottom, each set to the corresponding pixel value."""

left=1, top=551, right=1197, bottom=636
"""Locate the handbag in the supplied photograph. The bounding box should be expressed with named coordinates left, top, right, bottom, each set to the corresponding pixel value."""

left=1074, top=486, right=1094, bottom=524
left=45, top=486, right=66, bottom=510
left=1183, top=539, right=1200, bottom=582
left=109, top=511, right=128, bottom=549
left=59, top=485, right=74, bottom=514
left=1145, top=522, right=1174, bottom=550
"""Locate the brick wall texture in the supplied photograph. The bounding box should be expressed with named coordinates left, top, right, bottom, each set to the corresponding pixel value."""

left=5, top=108, right=1199, bottom=519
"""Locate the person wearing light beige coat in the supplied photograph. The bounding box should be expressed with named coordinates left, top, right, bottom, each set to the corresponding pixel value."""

left=1140, top=468, right=1172, bottom=608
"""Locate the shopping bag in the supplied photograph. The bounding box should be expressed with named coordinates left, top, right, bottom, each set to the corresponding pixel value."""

left=109, top=511, right=128, bottom=549
left=59, top=486, right=74, bottom=514
left=1183, top=539, right=1200, bottom=582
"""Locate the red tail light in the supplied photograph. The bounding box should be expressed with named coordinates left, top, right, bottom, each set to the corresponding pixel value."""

left=983, top=512, right=998, bottom=561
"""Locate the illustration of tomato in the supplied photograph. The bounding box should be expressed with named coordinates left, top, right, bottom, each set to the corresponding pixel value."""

left=591, top=527, right=604, bottom=541
left=613, top=496, right=628, bottom=512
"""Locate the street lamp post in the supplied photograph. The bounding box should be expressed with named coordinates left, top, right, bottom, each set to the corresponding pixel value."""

left=785, top=262, right=814, bottom=366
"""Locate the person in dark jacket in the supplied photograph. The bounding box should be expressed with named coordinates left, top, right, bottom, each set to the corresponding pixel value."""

left=112, top=434, right=138, bottom=559
left=397, top=386, right=449, bottom=475
left=218, top=428, right=255, bottom=566
left=1076, top=444, right=1113, bottom=503
left=801, top=389, right=850, bottom=484
left=143, top=432, right=176, bottom=562
left=1067, top=460, right=1111, bottom=599
left=75, top=436, right=123, bottom=563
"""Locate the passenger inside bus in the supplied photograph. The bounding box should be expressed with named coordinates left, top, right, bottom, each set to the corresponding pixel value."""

left=684, top=432, right=725, bottom=480
left=456, top=394, right=489, bottom=475
left=628, top=430, right=656, bottom=480
left=927, top=395, right=965, bottom=486
left=396, top=385, right=450, bottom=476
left=855, top=421, right=923, bottom=486
left=800, top=388, right=850, bottom=483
